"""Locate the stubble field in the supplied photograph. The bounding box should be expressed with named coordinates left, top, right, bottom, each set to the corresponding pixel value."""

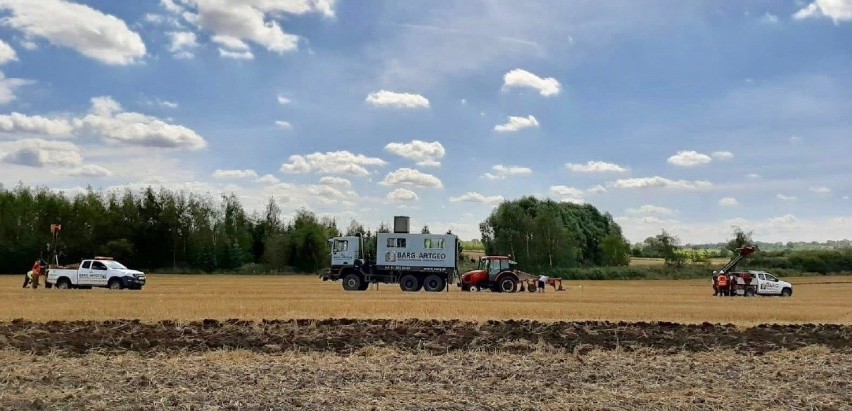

left=1, top=274, right=850, bottom=410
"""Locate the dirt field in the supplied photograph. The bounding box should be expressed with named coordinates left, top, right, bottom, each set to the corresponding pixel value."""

left=2, top=347, right=849, bottom=410
left=2, top=275, right=850, bottom=410
left=1, top=274, right=850, bottom=324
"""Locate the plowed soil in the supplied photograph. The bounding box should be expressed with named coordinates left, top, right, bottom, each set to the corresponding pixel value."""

left=1, top=319, right=849, bottom=355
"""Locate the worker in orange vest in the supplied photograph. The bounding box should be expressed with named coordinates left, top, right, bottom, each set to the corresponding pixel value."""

left=716, top=272, right=728, bottom=297
left=23, top=259, right=43, bottom=289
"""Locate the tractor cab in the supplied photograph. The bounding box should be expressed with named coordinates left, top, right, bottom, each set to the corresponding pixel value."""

left=459, top=256, right=520, bottom=292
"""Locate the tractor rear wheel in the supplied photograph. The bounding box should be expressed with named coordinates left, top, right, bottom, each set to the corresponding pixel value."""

left=422, top=275, right=444, bottom=292
left=497, top=276, right=517, bottom=293
left=399, top=274, right=421, bottom=292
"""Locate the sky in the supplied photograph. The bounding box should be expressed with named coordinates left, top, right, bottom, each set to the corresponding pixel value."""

left=0, top=0, right=850, bottom=244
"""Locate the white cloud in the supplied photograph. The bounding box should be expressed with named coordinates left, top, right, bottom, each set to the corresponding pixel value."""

left=212, top=169, right=258, bottom=179
left=307, top=184, right=356, bottom=203
left=382, top=168, right=443, bottom=188
left=810, top=186, right=831, bottom=194
left=0, top=0, right=146, bottom=65
left=275, top=120, right=293, bottom=130
left=483, top=164, right=532, bottom=180
left=277, top=95, right=291, bottom=105
left=449, top=191, right=503, bottom=206
left=626, top=205, right=676, bottom=215
left=667, top=150, right=712, bottom=167
left=0, top=112, right=74, bottom=136
left=609, top=176, right=713, bottom=190
left=566, top=160, right=627, bottom=173
left=73, top=97, right=207, bottom=149
left=794, top=0, right=852, bottom=23
left=549, top=185, right=585, bottom=203
left=218, top=48, right=254, bottom=60
left=711, top=151, right=733, bottom=160
left=280, top=151, right=386, bottom=176
left=502, top=68, right=560, bottom=96
left=587, top=185, right=607, bottom=194
left=746, top=173, right=761, bottom=179
left=167, top=31, right=198, bottom=58
left=387, top=188, right=418, bottom=202
left=0, top=72, right=32, bottom=105
left=761, top=12, right=780, bottom=24
left=171, top=0, right=335, bottom=58
left=0, top=138, right=82, bottom=167
left=365, top=90, right=430, bottom=109
left=66, top=164, right=112, bottom=178
left=494, top=115, right=539, bottom=132
left=718, top=197, right=739, bottom=207
left=0, top=39, right=18, bottom=65
left=776, top=194, right=797, bottom=201
left=384, top=140, right=445, bottom=167
left=319, top=176, right=351, bottom=187
left=255, top=174, right=280, bottom=184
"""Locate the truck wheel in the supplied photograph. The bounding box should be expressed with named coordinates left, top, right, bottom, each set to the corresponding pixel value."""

left=422, top=275, right=445, bottom=292
left=399, top=275, right=421, bottom=292
left=460, top=285, right=471, bottom=292
left=342, top=273, right=364, bottom=291
left=56, top=278, right=72, bottom=290
left=497, top=276, right=517, bottom=293
left=108, top=279, right=123, bottom=290
left=781, top=288, right=792, bottom=297
left=744, top=288, right=755, bottom=297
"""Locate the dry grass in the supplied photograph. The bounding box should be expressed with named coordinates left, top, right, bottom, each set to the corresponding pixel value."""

left=1, top=347, right=848, bottom=410
left=629, top=257, right=730, bottom=267
left=2, top=275, right=851, bottom=325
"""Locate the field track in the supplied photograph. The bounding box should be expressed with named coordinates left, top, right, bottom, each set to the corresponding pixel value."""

left=2, top=274, right=851, bottom=324
left=1, top=319, right=849, bottom=355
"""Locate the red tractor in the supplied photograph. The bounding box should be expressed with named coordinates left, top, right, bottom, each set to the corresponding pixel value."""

left=458, top=256, right=520, bottom=293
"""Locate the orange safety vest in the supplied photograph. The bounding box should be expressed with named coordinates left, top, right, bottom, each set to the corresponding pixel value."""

left=717, top=275, right=728, bottom=287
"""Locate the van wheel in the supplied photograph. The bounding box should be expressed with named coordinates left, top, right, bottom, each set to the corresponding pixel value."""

left=422, top=275, right=445, bottom=292
left=108, top=279, right=123, bottom=290
left=56, top=278, right=72, bottom=290
left=781, top=288, right=792, bottom=297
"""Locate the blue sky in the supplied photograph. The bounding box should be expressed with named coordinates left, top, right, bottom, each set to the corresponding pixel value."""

left=0, top=0, right=850, bottom=243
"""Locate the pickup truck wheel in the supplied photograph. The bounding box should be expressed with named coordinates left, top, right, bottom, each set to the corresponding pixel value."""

left=108, top=279, right=123, bottom=290
left=56, top=278, right=72, bottom=290
left=422, top=275, right=445, bottom=292
left=744, top=288, right=755, bottom=297
left=781, top=288, right=792, bottom=297
left=399, top=274, right=421, bottom=292
left=342, top=273, right=363, bottom=291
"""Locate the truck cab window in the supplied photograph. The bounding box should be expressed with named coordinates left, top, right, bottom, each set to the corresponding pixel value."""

left=92, top=262, right=106, bottom=270
left=766, top=274, right=777, bottom=282
left=334, top=240, right=348, bottom=252
left=757, top=273, right=766, bottom=281
left=82, top=261, right=91, bottom=269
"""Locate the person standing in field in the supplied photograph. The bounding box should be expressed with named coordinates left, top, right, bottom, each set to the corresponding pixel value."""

left=538, top=275, right=548, bottom=293
left=23, top=259, right=42, bottom=289
left=716, top=272, right=728, bottom=297
left=712, top=271, right=719, bottom=296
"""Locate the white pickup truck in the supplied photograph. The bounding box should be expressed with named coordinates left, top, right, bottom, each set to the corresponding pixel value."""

left=47, top=258, right=146, bottom=290
left=730, top=270, right=793, bottom=297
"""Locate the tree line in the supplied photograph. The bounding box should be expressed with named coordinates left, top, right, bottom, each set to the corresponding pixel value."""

left=0, top=184, right=339, bottom=274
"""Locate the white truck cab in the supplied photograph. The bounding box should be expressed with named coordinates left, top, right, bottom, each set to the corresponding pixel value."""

left=330, top=236, right=362, bottom=268
left=749, top=270, right=793, bottom=296
left=47, top=258, right=146, bottom=290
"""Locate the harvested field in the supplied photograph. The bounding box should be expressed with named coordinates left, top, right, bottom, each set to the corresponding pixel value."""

left=2, top=347, right=849, bottom=410
left=1, top=319, right=849, bottom=355
left=2, top=275, right=850, bottom=410
left=2, top=275, right=851, bottom=324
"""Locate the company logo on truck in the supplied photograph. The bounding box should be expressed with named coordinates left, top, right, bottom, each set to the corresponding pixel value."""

left=384, top=251, right=447, bottom=263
